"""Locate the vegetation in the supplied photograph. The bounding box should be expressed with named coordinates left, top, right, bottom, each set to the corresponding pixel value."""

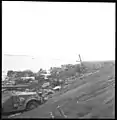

left=5, top=63, right=89, bottom=86
left=5, top=60, right=107, bottom=87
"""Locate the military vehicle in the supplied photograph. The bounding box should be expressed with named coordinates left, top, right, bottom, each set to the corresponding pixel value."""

left=2, top=86, right=48, bottom=113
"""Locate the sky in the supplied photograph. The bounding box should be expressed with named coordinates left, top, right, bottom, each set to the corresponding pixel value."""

left=2, top=2, right=115, bottom=71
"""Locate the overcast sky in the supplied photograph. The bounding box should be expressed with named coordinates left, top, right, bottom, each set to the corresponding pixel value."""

left=2, top=2, right=115, bottom=71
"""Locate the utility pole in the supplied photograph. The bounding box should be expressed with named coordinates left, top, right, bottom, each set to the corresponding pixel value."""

left=76, top=54, right=82, bottom=65
left=79, top=54, right=82, bottom=64
left=76, top=54, right=84, bottom=75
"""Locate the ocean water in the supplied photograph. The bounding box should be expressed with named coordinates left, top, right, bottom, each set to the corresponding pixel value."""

left=2, top=55, right=77, bottom=73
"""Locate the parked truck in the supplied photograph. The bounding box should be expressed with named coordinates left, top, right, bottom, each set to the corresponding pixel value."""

left=2, top=86, right=48, bottom=114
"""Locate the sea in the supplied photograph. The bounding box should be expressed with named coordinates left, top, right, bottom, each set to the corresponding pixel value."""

left=2, top=54, right=78, bottom=73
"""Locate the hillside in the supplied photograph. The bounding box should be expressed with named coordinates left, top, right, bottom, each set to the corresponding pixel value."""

left=10, top=61, right=115, bottom=118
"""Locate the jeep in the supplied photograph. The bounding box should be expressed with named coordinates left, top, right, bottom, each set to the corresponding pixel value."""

left=2, top=91, right=46, bottom=113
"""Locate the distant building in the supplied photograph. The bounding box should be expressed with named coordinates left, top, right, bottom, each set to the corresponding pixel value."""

left=21, top=77, right=35, bottom=80
left=41, top=73, right=51, bottom=79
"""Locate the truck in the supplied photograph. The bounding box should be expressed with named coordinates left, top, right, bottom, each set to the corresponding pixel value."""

left=2, top=86, right=48, bottom=114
